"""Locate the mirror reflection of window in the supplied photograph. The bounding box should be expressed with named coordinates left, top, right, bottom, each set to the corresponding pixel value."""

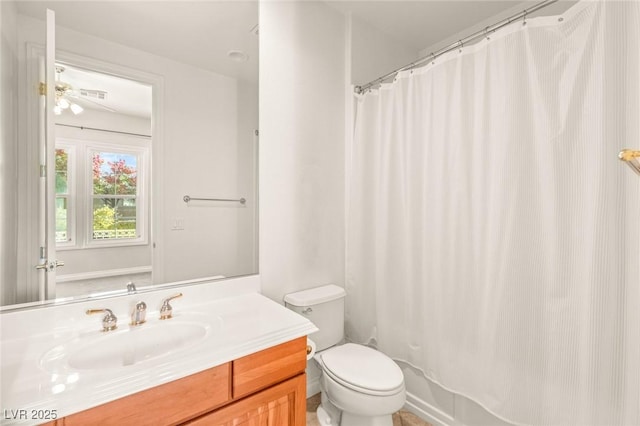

left=55, top=147, right=72, bottom=244
left=51, top=64, right=152, bottom=298
left=2, top=1, right=259, bottom=308
left=56, top=138, right=149, bottom=251
left=90, top=150, right=143, bottom=243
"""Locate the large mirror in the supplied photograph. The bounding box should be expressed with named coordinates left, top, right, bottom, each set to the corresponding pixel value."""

left=0, top=1, right=259, bottom=309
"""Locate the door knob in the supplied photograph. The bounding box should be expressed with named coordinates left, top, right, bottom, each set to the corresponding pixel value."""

left=35, top=260, right=65, bottom=271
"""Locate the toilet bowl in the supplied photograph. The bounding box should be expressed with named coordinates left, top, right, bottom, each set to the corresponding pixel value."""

left=317, top=343, right=405, bottom=425
left=284, top=285, right=406, bottom=426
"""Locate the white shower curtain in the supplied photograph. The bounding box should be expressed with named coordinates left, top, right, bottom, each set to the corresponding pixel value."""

left=346, top=1, right=640, bottom=425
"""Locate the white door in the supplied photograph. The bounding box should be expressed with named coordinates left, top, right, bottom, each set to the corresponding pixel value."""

left=36, top=9, right=61, bottom=300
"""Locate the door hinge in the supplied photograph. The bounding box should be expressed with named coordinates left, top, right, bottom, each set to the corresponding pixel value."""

left=39, top=246, right=46, bottom=259
left=39, top=82, right=47, bottom=96
left=40, top=164, right=46, bottom=178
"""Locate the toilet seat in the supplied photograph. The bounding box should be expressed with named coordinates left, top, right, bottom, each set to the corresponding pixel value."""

left=319, top=343, right=404, bottom=396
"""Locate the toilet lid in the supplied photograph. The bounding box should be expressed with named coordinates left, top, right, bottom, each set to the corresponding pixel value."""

left=320, top=344, right=404, bottom=393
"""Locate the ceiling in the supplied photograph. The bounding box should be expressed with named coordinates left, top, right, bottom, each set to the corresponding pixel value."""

left=17, top=1, right=259, bottom=84
left=329, top=0, right=576, bottom=52
left=17, top=1, right=259, bottom=119
left=56, top=63, right=152, bottom=118
left=17, top=0, right=575, bottom=119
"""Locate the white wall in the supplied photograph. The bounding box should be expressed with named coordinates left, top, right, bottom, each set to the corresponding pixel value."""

left=0, top=1, right=19, bottom=305
left=259, top=0, right=346, bottom=305
left=350, top=15, right=418, bottom=87
left=417, top=1, right=576, bottom=58
left=56, top=108, right=151, bottom=136
left=14, top=13, right=257, bottom=299
left=257, top=2, right=529, bottom=423
left=236, top=80, right=258, bottom=276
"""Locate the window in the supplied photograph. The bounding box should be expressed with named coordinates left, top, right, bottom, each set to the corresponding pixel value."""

left=55, top=138, right=149, bottom=249
left=91, top=151, right=139, bottom=241
left=55, top=147, right=74, bottom=245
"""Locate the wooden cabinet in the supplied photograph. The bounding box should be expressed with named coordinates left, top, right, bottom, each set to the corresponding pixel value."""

left=233, top=336, right=307, bottom=399
left=185, top=374, right=306, bottom=426
left=43, top=337, right=307, bottom=426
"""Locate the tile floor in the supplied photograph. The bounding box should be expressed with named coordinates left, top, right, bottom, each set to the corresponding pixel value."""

left=306, top=393, right=431, bottom=426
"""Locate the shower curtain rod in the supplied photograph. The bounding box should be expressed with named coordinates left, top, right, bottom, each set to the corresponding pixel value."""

left=55, top=123, right=151, bottom=138
left=354, top=0, right=559, bottom=94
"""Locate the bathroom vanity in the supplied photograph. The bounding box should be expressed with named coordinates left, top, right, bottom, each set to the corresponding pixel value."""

left=0, top=277, right=317, bottom=426
left=42, top=337, right=307, bottom=425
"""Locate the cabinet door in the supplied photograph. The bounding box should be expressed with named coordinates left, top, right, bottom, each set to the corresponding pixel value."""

left=58, top=363, right=231, bottom=426
left=233, top=336, right=307, bottom=399
left=186, top=373, right=306, bottom=426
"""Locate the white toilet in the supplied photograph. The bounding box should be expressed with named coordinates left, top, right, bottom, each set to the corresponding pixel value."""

left=284, top=285, right=406, bottom=426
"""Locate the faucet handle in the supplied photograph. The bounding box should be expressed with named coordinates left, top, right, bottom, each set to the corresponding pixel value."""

left=130, top=301, right=147, bottom=326
left=159, top=293, right=183, bottom=320
left=86, top=308, right=118, bottom=332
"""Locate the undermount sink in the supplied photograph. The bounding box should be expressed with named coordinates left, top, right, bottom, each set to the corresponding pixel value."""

left=40, top=319, right=215, bottom=371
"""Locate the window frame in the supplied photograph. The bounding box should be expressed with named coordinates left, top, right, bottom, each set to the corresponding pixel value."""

left=85, top=142, right=149, bottom=248
left=54, top=143, right=76, bottom=248
left=54, top=137, right=150, bottom=251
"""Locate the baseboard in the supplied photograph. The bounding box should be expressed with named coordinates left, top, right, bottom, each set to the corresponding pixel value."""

left=56, top=266, right=152, bottom=283
left=307, top=376, right=321, bottom=399
left=306, top=382, right=454, bottom=426
left=404, top=391, right=455, bottom=426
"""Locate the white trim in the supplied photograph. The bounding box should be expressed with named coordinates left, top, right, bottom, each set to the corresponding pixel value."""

left=54, top=137, right=151, bottom=249
left=56, top=266, right=152, bottom=283
left=404, top=391, right=455, bottom=426
left=85, top=142, right=150, bottom=248
left=20, top=43, right=46, bottom=303
left=54, top=142, right=77, bottom=249
left=305, top=378, right=455, bottom=426
left=307, top=376, right=321, bottom=399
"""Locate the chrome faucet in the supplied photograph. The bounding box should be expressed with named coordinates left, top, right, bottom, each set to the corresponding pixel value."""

left=86, top=308, right=118, bottom=332
left=126, top=282, right=137, bottom=293
left=159, top=293, right=183, bottom=320
left=131, top=301, right=147, bottom=326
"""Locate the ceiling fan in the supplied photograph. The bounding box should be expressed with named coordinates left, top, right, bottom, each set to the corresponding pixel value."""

left=54, top=65, right=117, bottom=115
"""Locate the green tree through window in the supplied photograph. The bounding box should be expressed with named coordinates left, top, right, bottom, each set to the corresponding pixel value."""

left=92, top=152, right=138, bottom=240
left=55, top=148, right=69, bottom=243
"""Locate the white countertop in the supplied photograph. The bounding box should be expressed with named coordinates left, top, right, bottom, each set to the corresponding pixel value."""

left=0, top=277, right=317, bottom=425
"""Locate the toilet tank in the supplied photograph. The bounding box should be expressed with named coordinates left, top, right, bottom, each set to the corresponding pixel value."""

left=284, top=285, right=346, bottom=351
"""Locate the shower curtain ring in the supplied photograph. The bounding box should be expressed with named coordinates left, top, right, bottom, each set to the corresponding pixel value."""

left=430, top=53, right=436, bottom=64
left=523, top=10, right=528, bottom=26
left=458, top=40, right=464, bottom=53
left=484, top=26, right=491, bottom=40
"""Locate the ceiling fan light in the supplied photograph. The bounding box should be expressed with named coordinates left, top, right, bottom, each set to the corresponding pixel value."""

left=58, top=98, right=70, bottom=109
left=53, top=105, right=62, bottom=115
left=70, top=103, right=84, bottom=115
